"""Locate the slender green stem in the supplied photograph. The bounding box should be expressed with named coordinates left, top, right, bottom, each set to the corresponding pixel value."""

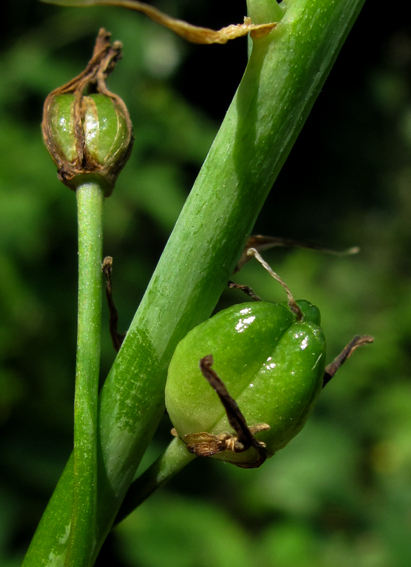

left=114, top=438, right=195, bottom=525
left=64, top=181, right=105, bottom=567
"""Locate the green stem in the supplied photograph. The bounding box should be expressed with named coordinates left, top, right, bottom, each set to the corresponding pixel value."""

left=114, top=438, right=195, bottom=525
left=23, top=1, right=366, bottom=565
left=246, top=0, right=285, bottom=23
left=65, top=181, right=105, bottom=567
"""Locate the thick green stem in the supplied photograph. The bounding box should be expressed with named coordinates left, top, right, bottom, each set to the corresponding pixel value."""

left=23, top=1, right=366, bottom=565
left=64, top=182, right=104, bottom=567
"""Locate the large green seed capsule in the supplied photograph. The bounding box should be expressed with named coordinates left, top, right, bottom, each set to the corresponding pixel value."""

left=165, top=299, right=326, bottom=465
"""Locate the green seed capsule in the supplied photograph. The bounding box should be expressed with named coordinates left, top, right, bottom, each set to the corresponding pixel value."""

left=165, top=299, right=326, bottom=466
left=43, top=93, right=132, bottom=194
left=42, top=33, right=133, bottom=196
left=48, top=94, right=130, bottom=165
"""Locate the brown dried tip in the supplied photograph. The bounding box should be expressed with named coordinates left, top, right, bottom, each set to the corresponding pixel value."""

left=102, top=256, right=126, bottom=351
left=235, top=235, right=360, bottom=273
left=322, top=334, right=374, bottom=388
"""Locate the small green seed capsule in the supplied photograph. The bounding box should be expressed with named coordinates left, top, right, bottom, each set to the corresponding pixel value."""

left=165, top=299, right=326, bottom=466
left=44, top=93, right=132, bottom=194
left=42, top=31, right=133, bottom=196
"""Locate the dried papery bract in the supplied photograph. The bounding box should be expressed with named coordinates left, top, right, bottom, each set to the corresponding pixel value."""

left=42, top=0, right=277, bottom=44
left=42, top=28, right=134, bottom=196
left=104, top=6, right=276, bottom=44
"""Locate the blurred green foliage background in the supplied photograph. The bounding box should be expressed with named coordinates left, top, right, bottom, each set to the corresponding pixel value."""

left=1, top=1, right=411, bottom=565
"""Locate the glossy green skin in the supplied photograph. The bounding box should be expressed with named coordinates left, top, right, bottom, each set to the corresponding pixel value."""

left=165, top=300, right=326, bottom=464
left=49, top=94, right=129, bottom=165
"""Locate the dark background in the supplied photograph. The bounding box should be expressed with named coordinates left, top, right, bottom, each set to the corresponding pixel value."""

left=1, top=1, right=411, bottom=566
